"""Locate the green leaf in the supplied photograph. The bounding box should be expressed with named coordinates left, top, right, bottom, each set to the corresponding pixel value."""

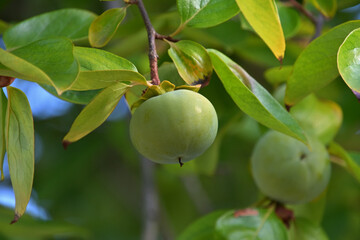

left=158, top=62, right=185, bottom=86
left=176, top=0, right=239, bottom=29
left=71, top=47, right=146, bottom=91
left=168, top=40, right=213, bottom=86
left=63, top=83, right=129, bottom=144
left=236, top=0, right=285, bottom=60
left=337, top=28, right=360, bottom=96
left=328, top=142, right=360, bottom=184
left=89, top=8, right=126, bottom=48
left=264, top=65, right=293, bottom=87
left=285, top=20, right=360, bottom=106
left=290, top=94, right=343, bottom=144
left=215, top=208, right=288, bottom=240
left=311, top=0, right=337, bottom=18
left=278, top=4, right=301, bottom=39
left=40, top=84, right=100, bottom=105
left=0, top=90, right=7, bottom=181
left=3, top=8, right=97, bottom=50
left=5, top=87, right=34, bottom=223
left=337, top=0, right=360, bottom=9
left=178, top=210, right=226, bottom=240
left=288, top=218, right=329, bottom=240
left=208, top=49, right=307, bottom=144
left=0, top=38, right=79, bottom=95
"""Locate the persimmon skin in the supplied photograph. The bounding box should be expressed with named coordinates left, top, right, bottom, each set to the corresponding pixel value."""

left=130, top=90, right=218, bottom=165
left=251, top=131, right=331, bottom=204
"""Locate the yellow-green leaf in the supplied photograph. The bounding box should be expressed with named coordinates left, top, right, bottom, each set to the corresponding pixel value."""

left=208, top=49, right=307, bottom=144
left=71, top=47, right=146, bottom=90
left=0, top=38, right=79, bottom=95
left=5, top=87, right=34, bottom=223
left=0, top=90, right=7, bottom=181
left=168, top=40, right=212, bottom=86
left=89, top=8, right=126, bottom=48
left=236, top=0, right=285, bottom=60
left=311, top=0, right=337, bottom=18
left=63, top=83, right=129, bottom=145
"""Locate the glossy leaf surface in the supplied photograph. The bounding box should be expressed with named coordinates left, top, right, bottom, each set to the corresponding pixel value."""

left=208, top=49, right=307, bottom=144
left=5, top=87, right=34, bottom=222
left=0, top=90, right=7, bottom=181
left=236, top=0, right=285, bottom=60
left=168, top=40, right=212, bottom=86
left=72, top=47, right=145, bottom=90
left=0, top=38, right=79, bottom=95
left=89, top=8, right=126, bottom=48
left=3, top=8, right=97, bottom=50
left=285, top=20, right=360, bottom=106
left=176, top=0, right=239, bottom=28
left=215, top=208, right=288, bottom=240
left=337, top=28, right=360, bottom=95
left=63, top=83, right=129, bottom=144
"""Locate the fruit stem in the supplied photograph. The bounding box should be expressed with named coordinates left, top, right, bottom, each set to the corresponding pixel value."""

left=126, top=0, right=178, bottom=85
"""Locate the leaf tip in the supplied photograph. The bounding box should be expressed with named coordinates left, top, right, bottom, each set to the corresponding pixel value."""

left=62, top=140, right=71, bottom=150
left=10, top=214, right=20, bottom=224
left=352, top=90, right=360, bottom=102
left=285, top=104, right=292, bottom=112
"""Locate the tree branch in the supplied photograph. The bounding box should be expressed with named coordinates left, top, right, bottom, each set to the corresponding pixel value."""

left=127, top=0, right=178, bottom=85
left=286, top=0, right=324, bottom=40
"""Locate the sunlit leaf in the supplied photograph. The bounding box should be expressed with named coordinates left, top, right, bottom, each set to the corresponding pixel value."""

left=0, top=38, right=79, bottom=95
left=208, top=49, right=307, bottom=144
left=176, top=0, right=239, bottom=29
left=236, top=0, right=285, bottom=60
left=288, top=217, right=329, bottom=240
left=89, top=7, right=126, bottom=48
left=290, top=94, right=342, bottom=144
left=5, top=87, right=34, bottom=223
left=178, top=211, right=226, bottom=240
left=0, top=90, right=7, bottom=181
left=311, top=0, right=337, bottom=18
left=328, top=142, right=360, bottom=184
left=63, top=83, right=129, bottom=145
left=285, top=20, right=360, bottom=106
left=215, top=208, right=288, bottom=240
left=41, top=84, right=100, bottom=105
left=168, top=40, right=212, bottom=87
left=70, top=47, right=146, bottom=90
left=337, top=28, right=360, bottom=98
left=3, top=9, right=97, bottom=50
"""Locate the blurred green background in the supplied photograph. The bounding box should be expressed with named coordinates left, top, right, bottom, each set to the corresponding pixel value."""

left=0, top=0, right=359, bottom=239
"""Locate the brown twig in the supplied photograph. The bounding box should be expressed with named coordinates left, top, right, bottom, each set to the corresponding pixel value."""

left=286, top=0, right=324, bottom=40
left=127, top=0, right=178, bottom=85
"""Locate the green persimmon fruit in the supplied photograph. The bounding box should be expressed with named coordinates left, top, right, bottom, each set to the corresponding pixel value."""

left=129, top=89, right=218, bottom=165
left=251, top=131, right=331, bottom=204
